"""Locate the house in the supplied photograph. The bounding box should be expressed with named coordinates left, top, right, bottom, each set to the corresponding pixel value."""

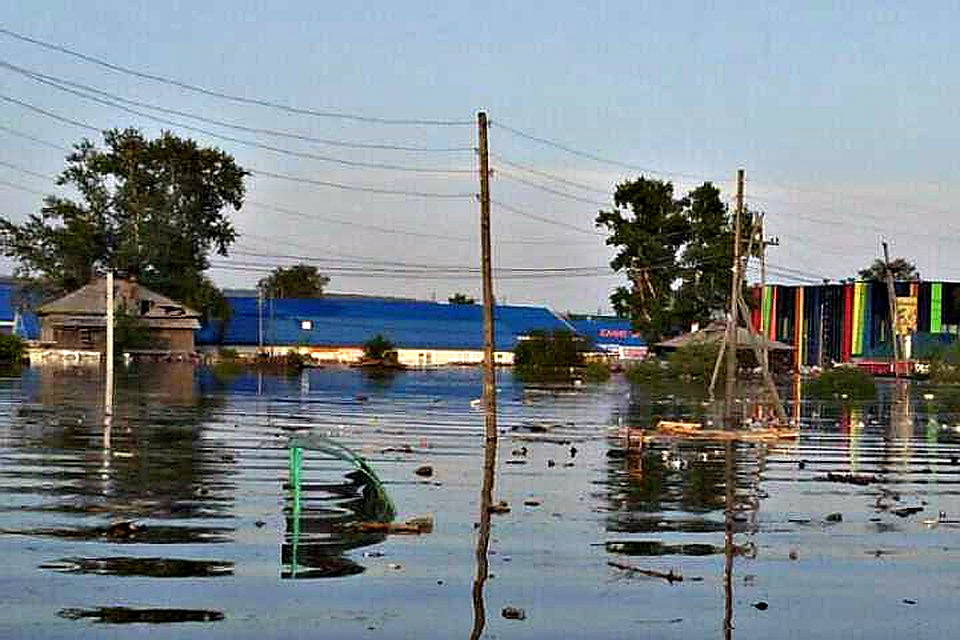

left=32, top=277, right=200, bottom=362
left=197, top=295, right=575, bottom=366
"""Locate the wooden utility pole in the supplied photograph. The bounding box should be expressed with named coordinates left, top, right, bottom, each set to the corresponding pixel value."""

left=723, top=169, right=744, bottom=426
left=882, top=241, right=901, bottom=379
left=104, top=271, right=114, bottom=419
left=477, top=112, right=497, bottom=441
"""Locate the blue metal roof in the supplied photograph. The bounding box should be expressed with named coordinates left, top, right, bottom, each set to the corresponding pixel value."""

left=199, top=296, right=573, bottom=351
left=566, top=316, right=646, bottom=347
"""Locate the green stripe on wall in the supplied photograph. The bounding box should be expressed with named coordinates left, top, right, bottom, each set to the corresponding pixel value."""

left=931, top=283, right=942, bottom=333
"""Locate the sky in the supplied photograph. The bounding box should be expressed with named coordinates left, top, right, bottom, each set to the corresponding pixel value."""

left=1, top=1, right=959, bottom=313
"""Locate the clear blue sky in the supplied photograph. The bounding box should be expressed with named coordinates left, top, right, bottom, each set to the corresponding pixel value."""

left=1, top=1, right=958, bottom=312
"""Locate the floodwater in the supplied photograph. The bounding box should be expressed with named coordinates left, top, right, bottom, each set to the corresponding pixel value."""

left=2, top=364, right=960, bottom=639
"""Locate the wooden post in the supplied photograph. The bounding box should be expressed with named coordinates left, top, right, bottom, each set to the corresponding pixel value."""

left=104, top=271, right=114, bottom=419
left=478, top=112, right=497, bottom=441
left=882, top=242, right=901, bottom=378
left=724, top=169, right=744, bottom=426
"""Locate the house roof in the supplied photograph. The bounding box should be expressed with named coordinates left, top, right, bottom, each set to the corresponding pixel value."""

left=657, top=323, right=794, bottom=351
left=38, top=277, right=200, bottom=319
left=199, top=296, right=574, bottom=351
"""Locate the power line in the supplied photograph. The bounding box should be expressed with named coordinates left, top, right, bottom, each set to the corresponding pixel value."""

left=1, top=60, right=472, bottom=153
left=0, top=177, right=47, bottom=196
left=0, top=63, right=473, bottom=174
left=495, top=169, right=609, bottom=207
left=491, top=199, right=604, bottom=237
left=491, top=154, right=611, bottom=196
left=0, top=93, right=475, bottom=198
left=251, top=169, right=473, bottom=198
left=0, top=25, right=473, bottom=126
left=0, top=123, right=69, bottom=152
left=0, top=159, right=55, bottom=182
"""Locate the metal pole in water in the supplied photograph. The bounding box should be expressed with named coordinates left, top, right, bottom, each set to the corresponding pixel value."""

left=288, top=446, right=302, bottom=578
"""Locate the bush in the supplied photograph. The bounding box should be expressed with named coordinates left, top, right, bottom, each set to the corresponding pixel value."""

left=362, top=334, right=398, bottom=363
left=0, top=333, right=24, bottom=364
left=514, top=330, right=589, bottom=380
left=808, top=366, right=876, bottom=401
left=582, top=360, right=611, bottom=382
left=625, top=358, right=667, bottom=385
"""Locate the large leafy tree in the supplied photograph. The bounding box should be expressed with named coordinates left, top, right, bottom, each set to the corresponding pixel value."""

left=0, top=128, right=247, bottom=319
left=596, top=178, right=688, bottom=340
left=257, top=263, right=329, bottom=298
left=857, top=257, right=919, bottom=282
left=597, top=177, right=753, bottom=341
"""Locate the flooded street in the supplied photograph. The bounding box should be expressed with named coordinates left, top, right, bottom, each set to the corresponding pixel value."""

left=3, top=365, right=960, bottom=638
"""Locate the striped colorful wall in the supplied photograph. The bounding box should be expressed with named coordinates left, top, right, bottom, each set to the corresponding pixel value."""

left=751, top=281, right=960, bottom=369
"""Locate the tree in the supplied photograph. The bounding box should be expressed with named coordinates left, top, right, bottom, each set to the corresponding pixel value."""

left=362, top=334, right=398, bottom=364
left=596, top=178, right=688, bottom=340
left=513, top=330, right=589, bottom=379
left=596, top=178, right=753, bottom=341
left=0, top=128, right=247, bottom=321
left=857, top=258, right=919, bottom=282
left=448, top=293, right=476, bottom=304
left=257, top=264, right=330, bottom=298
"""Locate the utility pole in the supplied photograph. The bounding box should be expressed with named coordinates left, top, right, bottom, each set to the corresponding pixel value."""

left=104, top=271, right=114, bottom=421
left=477, top=112, right=497, bottom=441
left=882, top=241, right=901, bottom=379
left=759, top=215, right=779, bottom=369
left=723, top=169, right=744, bottom=426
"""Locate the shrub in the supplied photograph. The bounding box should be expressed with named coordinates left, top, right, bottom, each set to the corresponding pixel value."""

left=0, top=333, right=24, bottom=364
left=514, top=330, right=589, bottom=380
left=583, top=360, right=611, bottom=382
left=362, top=334, right=398, bottom=363
left=808, top=366, right=876, bottom=401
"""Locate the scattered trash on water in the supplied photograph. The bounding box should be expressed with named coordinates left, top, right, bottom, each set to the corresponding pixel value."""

left=501, top=606, right=526, bottom=620
left=106, top=521, right=145, bottom=540
left=59, top=607, right=224, bottom=624
left=753, top=601, right=769, bottom=611
left=341, top=516, right=433, bottom=535
left=414, top=465, right=433, bottom=477
left=892, top=506, right=923, bottom=518
left=825, top=513, right=843, bottom=523
left=489, top=501, right=510, bottom=514
left=820, top=472, right=878, bottom=485
left=902, top=599, right=917, bottom=605
left=523, top=499, right=541, bottom=507
left=608, top=561, right=684, bottom=584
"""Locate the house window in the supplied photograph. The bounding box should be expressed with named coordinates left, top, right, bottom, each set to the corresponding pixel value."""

left=300, top=320, right=312, bottom=331
left=79, top=328, right=93, bottom=348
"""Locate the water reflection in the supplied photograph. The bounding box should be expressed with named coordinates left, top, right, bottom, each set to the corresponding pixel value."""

left=41, top=556, right=233, bottom=577
left=469, top=435, right=498, bottom=640
left=58, top=606, right=224, bottom=624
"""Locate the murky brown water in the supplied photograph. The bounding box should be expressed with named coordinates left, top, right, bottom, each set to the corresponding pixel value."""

left=2, top=364, right=960, bottom=638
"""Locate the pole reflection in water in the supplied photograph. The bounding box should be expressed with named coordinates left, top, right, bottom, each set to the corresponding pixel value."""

left=723, top=440, right=734, bottom=640
left=469, top=434, right=498, bottom=640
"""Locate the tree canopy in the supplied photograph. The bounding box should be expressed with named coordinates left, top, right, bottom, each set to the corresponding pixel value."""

left=596, top=177, right=753, bottom=341
left=0, top=128, right=247, bottom=319
left=257, top=263, right=330, bottom=298
left=857, top=257, right=919, bottom=282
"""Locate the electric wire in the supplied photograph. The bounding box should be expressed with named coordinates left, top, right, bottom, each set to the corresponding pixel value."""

left=0, top=63, right=473, bottom=174
left=0, top=25, right=473, bottom=126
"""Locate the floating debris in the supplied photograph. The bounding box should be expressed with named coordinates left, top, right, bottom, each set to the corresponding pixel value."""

left=501, top=606, right=526, bottom=620
left=59, top=607, right=224, bottom=624
left=608, top=561, right=684, bottom=583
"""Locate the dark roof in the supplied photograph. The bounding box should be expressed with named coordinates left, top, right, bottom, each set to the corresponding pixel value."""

left=199, top=296, right=573, bottom=350
left=565, top=315, right=646, bottom=347
left=657, top=323, right=793, bottom=351
left=38, top=277, right=200, bottom=319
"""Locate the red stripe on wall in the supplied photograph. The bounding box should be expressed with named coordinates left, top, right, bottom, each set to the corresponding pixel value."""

left=752, top=287, right=762, bottom=332
left=841, top=284, right=853, bottom=362
left=769, top=287, right=777, bottom=340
